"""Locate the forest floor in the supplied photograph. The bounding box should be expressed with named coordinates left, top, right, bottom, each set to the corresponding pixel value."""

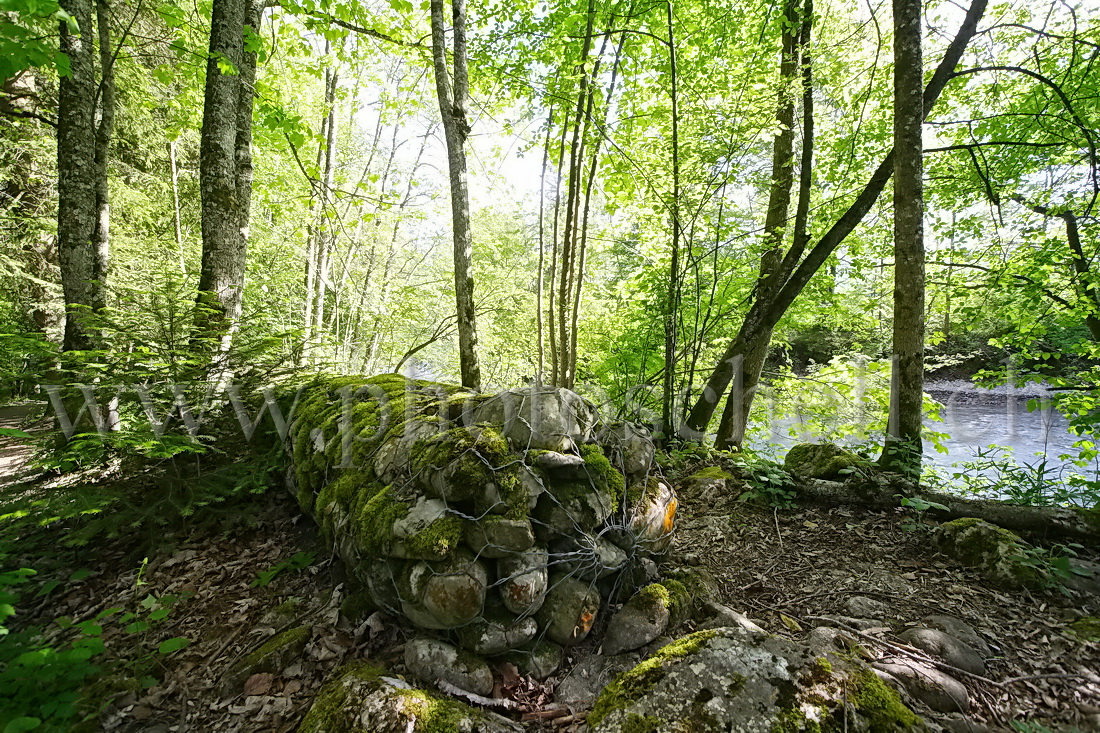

left=0, top=405, right=1098, bottom=732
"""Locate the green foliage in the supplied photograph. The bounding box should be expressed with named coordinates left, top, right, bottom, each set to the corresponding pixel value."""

left=924, top=445, right=1099, bottom=509
left=251, top=551, right=316, bottom=588
left=0, top=0, right=75, bottom=79
left=0, top=560, right=188, bottom=731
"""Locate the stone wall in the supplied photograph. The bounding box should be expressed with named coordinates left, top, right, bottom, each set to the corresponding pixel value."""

left=283, top=375, right=675, bottom=686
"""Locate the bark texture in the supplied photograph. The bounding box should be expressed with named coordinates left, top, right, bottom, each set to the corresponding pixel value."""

left=57, top=0, right=107, bottom=351
left=880, top=0, right=925, bottom=473
left=195, top=0, right=262, bottom=347
left=431, top=0, right=482, bottom=390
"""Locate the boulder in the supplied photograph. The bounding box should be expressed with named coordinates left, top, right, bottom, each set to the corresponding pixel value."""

left=536, top=575, right=601, bottom=646
left=873, top=659, right=970, bottom=713
left=299, top=661, right=520, bottom=732
left=615, top=478, right=677, bottom=556
left=502, top=640, right=563, bottom=680
left=921, top=615, right=992, bottom=659
left=898, top=627, right=986, bottom=675
left=472, top=387, right=598, bottom=452
left=404, top=637, right=494, bottom=697
left=497, top=547, right=549, bottom=616
left=602, top=583, right=674, bottom=655
left=455, top=604, right=539, bottom=656
left=933, top=518, right=1038, bottom=588
left=397, top=550, right=487, bottom=630
left=463, top=516, right=535, bottom=559
left=784, top=442, right=869, bottom=480
left=587, top=627, right=928, bottom=732
left=599, top=422, right=655, bottom=477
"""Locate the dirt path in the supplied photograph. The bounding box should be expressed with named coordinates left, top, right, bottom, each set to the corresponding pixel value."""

left=0, top=403, right=41, bottom=488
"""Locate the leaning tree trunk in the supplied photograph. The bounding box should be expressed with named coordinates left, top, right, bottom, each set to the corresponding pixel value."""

left=195, top=0, right=261, bottom=354
left=682, top=0, right=988, bottom=442
left=879, top=0, right=924, bottom=475
left=430, top=0, right=481, bottom=390
left=57, top=0, right=106, bottom=352
left=713, top=0, right=801, bottom=450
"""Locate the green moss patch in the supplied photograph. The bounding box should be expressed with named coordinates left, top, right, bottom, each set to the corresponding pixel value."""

left=1069, top=616, right=1100, bottom=641
left=850, top=668, right=919, bottom=731
left=589, top=629, right=719, bottom=726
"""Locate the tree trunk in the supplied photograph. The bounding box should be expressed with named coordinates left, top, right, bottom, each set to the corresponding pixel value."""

left=57, top=0, right=105, bottom=352
left=430, top=0, right=481, bottom=390
left=196, top=0, right=246, bottom=345
left=683, top=0, right=988, bottom=441
left=880, top=0, right=925, bottom=475
left=713, top=0, right=801, bottom=450
left=661, top=0, right=682, bottom=438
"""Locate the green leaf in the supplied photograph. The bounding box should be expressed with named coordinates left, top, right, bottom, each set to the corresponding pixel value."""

left=0, top=428, right=32, bottom=439
left=3, top=717, right=42, bottom=733
left=158, top=636, right=190, bottom=655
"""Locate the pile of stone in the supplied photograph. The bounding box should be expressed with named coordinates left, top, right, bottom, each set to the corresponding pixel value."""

left=282, top=375, right=675, bottom=693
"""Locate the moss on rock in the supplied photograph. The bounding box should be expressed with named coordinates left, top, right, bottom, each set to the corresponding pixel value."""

left=1070, top=616, right=1100, bottom=641
left=849, top=669, right=919, bottom=732
left=580, top=444, right=626, bottom=509
left=588, top=629, right=719, bottom=726
left=783, top=443, right=869, bottom=480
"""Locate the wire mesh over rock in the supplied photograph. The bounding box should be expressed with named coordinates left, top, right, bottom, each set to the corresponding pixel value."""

left=283, top=374, right=676, bottom=682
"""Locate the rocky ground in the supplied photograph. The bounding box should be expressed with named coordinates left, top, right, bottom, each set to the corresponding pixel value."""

left=1, top=405, right=1098, bottom=732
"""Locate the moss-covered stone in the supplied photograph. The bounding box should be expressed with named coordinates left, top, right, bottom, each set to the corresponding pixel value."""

left=580, top=444, right=626, bottom=510
left=784, top=443, right=869, bottom=480
left=933, top=517, right=1040, bottom=588
left=588, top=629, right=720, bottom=726
left=352, top=485, right=408, bottom=557
left=299, top=661, right=509, bottom=733
left=224, top=625, right=311, bottom=692
left=1069, top=616, right=1100, bottom=641
left=689, top=466, right=734, bottom=481
left=849, top=669, right=920, bottom=732
left=622, top=713, right=663, bottom=733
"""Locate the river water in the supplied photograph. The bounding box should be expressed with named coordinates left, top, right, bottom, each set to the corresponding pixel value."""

left=751, top=380, right=1096, bottom=480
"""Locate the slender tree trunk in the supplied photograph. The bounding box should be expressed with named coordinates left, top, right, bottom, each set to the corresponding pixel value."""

left=880, top=0, right=925, bottom=475
left=547, top=117, right=568, bottom=385
left=661, top=0, right=682, bottom=438
left=537, top=107, right=553, bottom=385
left=683, top=0, right=988, bottom=441
left=169, top=139, right=186, bottom=273
left=57, top=0, right=105, bottom=352
left=430, top=0, right=481, bottom=389
left=713, top=0, right=801, bottom=449
left=311, top=68, right=340, bottom=359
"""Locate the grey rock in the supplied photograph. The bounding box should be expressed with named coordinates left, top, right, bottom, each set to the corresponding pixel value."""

left=898, top=627, right=986, bottom=675
left=300, top=663, right=524, bottom=733
left=472, top=387, right=597, bottom=452
left=502, top=640, right=564, bottom=681
left=784, top=442, right=868, bottom=480
left=463, top=517, right=535, bottom=559
left=398, top=550, right=487, bottom=630
left=598, top=422, right=655, bottom=476
left=589, top=626, right=927, bottom=732
left=874, top=660, right=970, bottom=713
left=554, top=649, right=641, bottom=706
left=532, top=450, right=587, bottom=477
left=535, top=575, right=601, bottom=646
left=534, top=479, right=614, bottom=534
left=618, top=478, right=677, bottom=556
left=921, top=615, right=992, bottom=659
left=404, top=638, right=494, bottom=697
left=845, top=595, right=889, bottom=618
left=497, top=547, right=548, bottom=616
left=602, top=586, right=672, bottom=655
left=456, top=609, right=538, bottom=656
left=552, top=535, right=629, bottom=580
left=933, top=518, right=1037, bottom=589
